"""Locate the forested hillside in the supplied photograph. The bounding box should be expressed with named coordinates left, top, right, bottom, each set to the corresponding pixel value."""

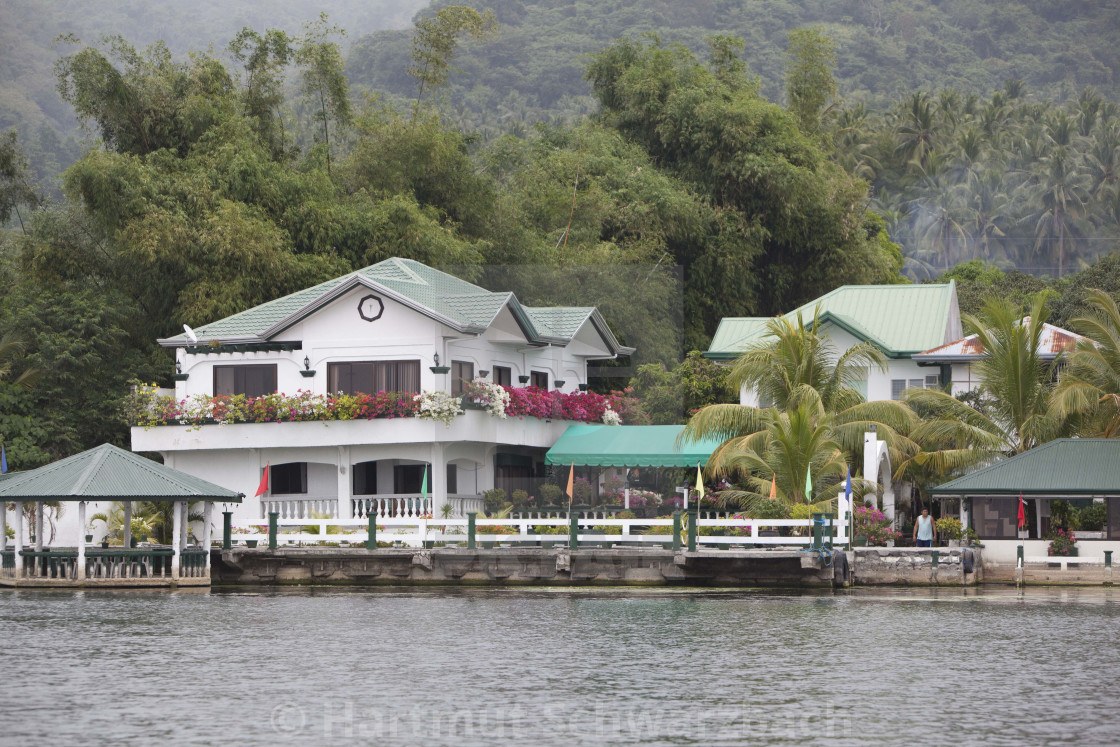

left=0, top=0, right=426, bottom=189
left=349, top=0, right=1120, bottom=135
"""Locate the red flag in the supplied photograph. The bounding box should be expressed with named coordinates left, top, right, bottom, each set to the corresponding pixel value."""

left=255, top=462, right=270, bottom=497
left=1017, top=491, right=1026, bottom=529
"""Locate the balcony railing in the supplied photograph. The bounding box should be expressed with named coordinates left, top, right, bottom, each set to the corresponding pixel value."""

left=258, top=494, right=486, bottom=521
left=0, top=547, right=202, bottom=581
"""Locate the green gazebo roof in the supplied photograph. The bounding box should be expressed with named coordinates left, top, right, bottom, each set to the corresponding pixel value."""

left=0, top=443, right=243, bottom=502
left=930, top=438, right=1120, bottom=496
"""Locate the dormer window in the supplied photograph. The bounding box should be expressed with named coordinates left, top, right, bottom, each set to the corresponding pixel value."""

left=327, top=361, right=421, bottom=395
left=214, top=364, right=277, bottom=398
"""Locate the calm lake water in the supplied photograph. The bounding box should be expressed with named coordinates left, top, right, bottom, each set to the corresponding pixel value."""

left=1, top=586, right=1117, bottom=745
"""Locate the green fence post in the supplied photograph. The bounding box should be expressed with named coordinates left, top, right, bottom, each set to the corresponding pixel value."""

left=687, top=507, right=698, bottom=553
left=569, top=512, right=579, bottom=551
left=222, top=511, right=232, bottom=550
left=1105, top=550, right=1113, bottom=568
left=672, top=511, right=682, bottom=552
left=931, top=550, right=939, bottom=567
left=268, top=512, right=278, bottom=550
left=811, top=512, right=823, bottom=551
left=1017, top=544, right=1024, bottom=566
left=467, top=512, right=477, bottom=550
left=366, top=511, right=377, bottom=550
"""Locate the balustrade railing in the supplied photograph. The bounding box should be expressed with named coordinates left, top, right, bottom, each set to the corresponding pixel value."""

left=260, top=497, right=339, bottom=521
left=1, top=547, right=204, bottom=581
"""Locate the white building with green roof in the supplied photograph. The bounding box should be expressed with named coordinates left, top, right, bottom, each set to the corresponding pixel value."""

left=131, top=258, right=633, bottom=527
left=705, top=282, right=962, bottom=405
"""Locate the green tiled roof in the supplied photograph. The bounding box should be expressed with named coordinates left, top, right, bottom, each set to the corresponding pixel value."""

left=705, top=282, right=958, bottom=359
left=160, top=258, right=626, bottom=352
left=0, top=443, right=243, bottom=502
left=931, top=439, right=1120, bottom=496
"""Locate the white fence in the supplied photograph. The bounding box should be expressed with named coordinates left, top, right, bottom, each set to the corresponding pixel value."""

left=231, top=514, right=850, bottom=549
left=259, top=494, right=487, bottom=521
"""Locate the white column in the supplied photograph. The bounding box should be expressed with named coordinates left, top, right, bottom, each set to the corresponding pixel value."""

left=624, top=488, right=630, bottom=511
left=122, top=501, right=132, bottom=548
left=430, top=443, right=446, bottom=517
left=171, top=500, right=182, bottom=580
left=202, top=501, right=213, bottom=567
left=34, top=501, right=44, bottom=551
left=179, top=501, right=189, bottom=549
left=12, top=502, right=23, bottom=577
left=77, top=501, right=87, bottom=581
left=337, top=446, right=352, bottom=520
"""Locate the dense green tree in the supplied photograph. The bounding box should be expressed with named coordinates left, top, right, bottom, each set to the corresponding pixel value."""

left=407, top=5, right=497, bottom=114
left=784, top=28, right=837, bottom=135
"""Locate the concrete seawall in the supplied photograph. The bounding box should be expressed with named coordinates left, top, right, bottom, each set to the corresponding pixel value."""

left=212, top=547, right=984, bottom=587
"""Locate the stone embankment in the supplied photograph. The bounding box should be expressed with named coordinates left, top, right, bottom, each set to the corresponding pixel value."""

left=212, top=546, right=986, bottom=587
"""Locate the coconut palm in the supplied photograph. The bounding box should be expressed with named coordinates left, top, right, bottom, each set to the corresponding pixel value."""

left=681, top=310, right=919, bottom=512
left=1050, top=289, right=1120, bottom=436
left=904, top=294, right=1074, bottom=457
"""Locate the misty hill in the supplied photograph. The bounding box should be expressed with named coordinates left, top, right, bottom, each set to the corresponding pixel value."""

left=348, top=0, right=1120, bottom=133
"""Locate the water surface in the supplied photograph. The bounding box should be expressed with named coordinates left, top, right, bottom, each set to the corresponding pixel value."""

left=1, top=586, right=1116, bottom=745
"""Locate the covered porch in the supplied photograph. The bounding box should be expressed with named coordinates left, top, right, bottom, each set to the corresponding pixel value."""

left=0, top=443, right=243, bottom=587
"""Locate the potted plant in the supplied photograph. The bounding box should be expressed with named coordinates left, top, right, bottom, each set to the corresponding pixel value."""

left=935, top=517, right=964, bottom=547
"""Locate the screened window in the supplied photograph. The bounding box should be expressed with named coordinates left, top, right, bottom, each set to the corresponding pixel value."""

left=214, top=364, right=277, bottom=398
left=974, top=497, right=1020, bottom=539
left=327, top=361, right=421, bottom=395
left=493, top=366, right=512, bottom=387
left=925, top=374, right=940, bottom=389
left=451, top=360, right=474, bottom=396
left=270, top=463, right=307, bottom=495
left=531, top=370, right=549, bottom=389
left=890, top=379, right=906, bottom=400
left=1109, top=498, right=1120, bottom=540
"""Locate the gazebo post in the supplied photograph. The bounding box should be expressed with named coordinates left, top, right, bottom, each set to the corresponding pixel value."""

left=34, top=501, right=44, bottom=551
left=171, top=500, right=182, bottom=580
left=202, top=501, right=213, bottom=577
left=77, top=501, right=87, bottom=581
left=179, top=501, right=189, bottom=549
left=122, top=500, right=132, bottom=548
left=12, top=502, right=23, bottom=577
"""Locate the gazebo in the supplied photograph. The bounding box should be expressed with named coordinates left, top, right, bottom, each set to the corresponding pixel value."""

left=0, top=443, right=242, bottom=587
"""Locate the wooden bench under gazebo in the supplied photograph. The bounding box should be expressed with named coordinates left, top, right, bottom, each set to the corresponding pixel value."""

left=0, top=443, right=242, bottom=587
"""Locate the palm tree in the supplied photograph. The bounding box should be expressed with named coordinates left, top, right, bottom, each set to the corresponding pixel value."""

left=905, top=294, right=1074, bottom=457
left=0, top=334, right=39, bottom=389
left=680, top=310, right=918, bottom=512
left=1051, top=289, right=1120, bottom=436
left=894, top=92, right=938, bottom=171
left=1033, top=146, right=1089, bottom=277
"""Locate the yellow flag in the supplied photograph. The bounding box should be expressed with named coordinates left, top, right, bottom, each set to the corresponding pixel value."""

left=696, top=462, right=705, bottom=500
left=768, top=474, right=777, bottom=500
left=566, top=462, right=574, bottom=505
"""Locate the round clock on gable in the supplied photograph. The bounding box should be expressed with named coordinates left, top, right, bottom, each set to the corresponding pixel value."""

left=357, top=294, right=384, bottom=322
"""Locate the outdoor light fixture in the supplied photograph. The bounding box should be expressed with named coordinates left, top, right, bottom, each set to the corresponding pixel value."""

left=176, top=360, right=182, bottom=374
left=434, top=353, right=440, bottom=367
left=303, top=355, right=310, bottom=371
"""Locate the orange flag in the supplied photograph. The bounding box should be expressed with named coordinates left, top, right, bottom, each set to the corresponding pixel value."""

left=254, top=462, right=270, bottom=497
left=768, top=474, right=777, bottom=500
left=565, top=462, right=574, bottom=506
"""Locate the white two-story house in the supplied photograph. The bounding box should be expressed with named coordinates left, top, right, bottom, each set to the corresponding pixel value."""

left=131, top=258, right=632, bottom=526
left=704, top=283, right=963, bottom=405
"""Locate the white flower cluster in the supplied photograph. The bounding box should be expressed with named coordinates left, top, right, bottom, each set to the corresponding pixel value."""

left=602, top=406, right=622, bottom=426
left=469, top=379, right=511, bottom=419
left=414, top=390, right=464, bottom=427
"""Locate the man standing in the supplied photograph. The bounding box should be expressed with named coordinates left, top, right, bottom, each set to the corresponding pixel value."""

left=913, top=507, right=936, bottom=547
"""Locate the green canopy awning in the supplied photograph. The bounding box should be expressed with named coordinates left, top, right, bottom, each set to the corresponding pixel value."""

left=545, top=425, right=724, bottom=468
left=0, top=443, right=243, bottom=502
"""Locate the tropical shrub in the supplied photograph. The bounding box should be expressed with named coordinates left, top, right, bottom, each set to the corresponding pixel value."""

left=537, top=484, right=564, bottom=505
left=571, top=476, right=595, bottom=503
left=853, top=505, right=902, bottom=546
left=1048, top=528, right=1077, bottom=556
left=482, top=488, right=507, bottom=513
left=1076, top=502, right=1107, bottom=532
left=935, top=516, right=963, bottom=541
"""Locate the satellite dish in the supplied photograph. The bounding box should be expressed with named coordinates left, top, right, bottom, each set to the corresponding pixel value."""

left=183, top=324, right=198, bottom=343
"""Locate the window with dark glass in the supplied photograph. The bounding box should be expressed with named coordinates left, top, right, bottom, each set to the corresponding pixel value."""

left=447, top=464, right=457, bottom=494
left=270, top=463, right=307, bottom=495
left=531, top=370, right=549, bottom=389
left=451, top=360, right=474, bottom=396
left=327, top=361, right=421, bottom=395
left=974, top=497, right=1020, bottom=539
left=1108, top=498, right=1120, bottom=540
left=353, top=462, right=378, bottom=495
left=393, top=464, right=433, bottom=493
left=493, top=366, right=512, bottom=387
left=214, top=364, right=277, bottom=398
